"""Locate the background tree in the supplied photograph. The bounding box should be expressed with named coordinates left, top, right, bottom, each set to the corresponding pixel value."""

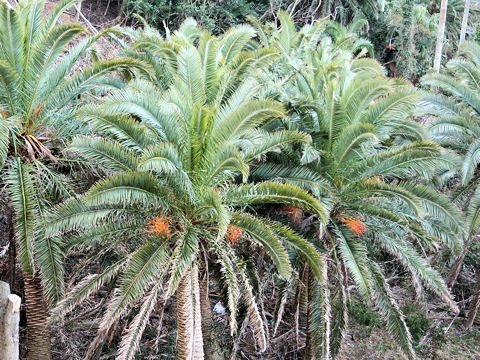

left=434, top=0, right=449, bottom=71
left=459, top=0, right=472, bottom=45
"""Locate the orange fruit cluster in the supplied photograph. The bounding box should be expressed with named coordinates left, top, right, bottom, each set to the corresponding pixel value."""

left=226, top=225, right=243, bottom=246
left=146, top=216, right=172, bottom=238
left=280, top=206, right=303, bottom=225
left=339, top=217, right=367, bottom=237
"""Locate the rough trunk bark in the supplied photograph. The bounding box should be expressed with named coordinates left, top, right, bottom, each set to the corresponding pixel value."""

left=465, top=265, right=480, bottom=328
left=446, top=236, right=472, bottom=288
left=200, top=276, right=223, bottom=360
left=0, top=281, right=20, bottom=360
left=177, top=266, right=204, bottom=360
left=23, top=274, right=51, bottom=360
left=459, top=0, right=471, bottom=45
left=304, top=266, right=314, bottom=360
left=6, top=208, right=16, bottom=291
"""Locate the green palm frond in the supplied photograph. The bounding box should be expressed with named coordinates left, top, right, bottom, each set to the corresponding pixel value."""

left=220, top=24, right=256, bottom=64
left=329, top=276, right=348, bottom=359
left=69, top=136, right=139, bottom=172
left=308, top=261, right=331, bottom=359
left=117, top=281, right=163, bottom=360
left=242, top=269, right=267, bottom=352
left=166, top=224, right=199, bottom=295
left=223, top=181, right=329, bottom=223
left=251, top=163, right=330, bottom=197
left=374, top=234, right=457, bottom=311
left=350, top=141, right=454, bottom=179
left=272, top=278, right=292, bottom=336
left=86, top=240, right=171, bottom=356
left=77, top=107, right=154, bottom=151
left=424, top=72, right=480, bottom=114
left=230, top=212, right=292, bottom=279
left=84, top=171, right=164, bottom=207
left=397, top=182, right=464, bottom=253
left=36, top=235, right=64, bottom=306
left=138, top=142, right=183, bottom=173
left=44, top=197, right=134, bottom=237
left=212, top=100, right=285, bottom=143
left=363, top=88, right=420, bottom=127
left=0, top=60, right=18, bottom=111
left=369, top=262, right=416, bottom=360
left=6, top=158, right=37, bottom=275
left=64, top=219, right=143, bottom=253
left=52, top=258, right=127, bottom=320
left=334, top=224, right=372, bottom=298
left=0, top=115, right=13, bottom=167
left=243, top=130, right=311, bottom=161
left=332, top=123, right=378, bottom=171
left=462, top=140, right=480, bottom=185
left=208, top=237, right=240, bottom=335
left=270, top=222, right=326, bottom=280
left=466, top=186, right=480, bottom=237
left=45, top=58, right=146, bottom=113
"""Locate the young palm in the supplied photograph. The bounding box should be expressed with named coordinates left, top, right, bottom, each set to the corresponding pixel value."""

left=46, top=25, right=328, bottom=360
left=0, top=0, right=140, bottom=358
left=254, top=41, right=462, bottom=359
left=248, top=11, right=373, bottom=68
left=422, top=41, right=480, bottom=326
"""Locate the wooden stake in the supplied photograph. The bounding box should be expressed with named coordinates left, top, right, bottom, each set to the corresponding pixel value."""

left=0, top=281, right=20, bottom=360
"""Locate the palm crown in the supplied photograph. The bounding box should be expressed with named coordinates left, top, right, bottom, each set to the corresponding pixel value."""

left=422, top=41, right=480, bottom=327
left=252, top=17, right=463, bottom=359
left=46, top=21, right=330, bottom=360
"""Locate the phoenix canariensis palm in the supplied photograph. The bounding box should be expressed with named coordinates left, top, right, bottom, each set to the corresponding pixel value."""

left=422, top=41, right=480, bottom=327
left=247, top=11, right=373, bottom=67
left=254, top=35, right=462, bottom=359
left=45, top=22, right=329, bottom=360
left=0, top=0, right=142, bottom=358
left=110, top=15, right=204, bottom=88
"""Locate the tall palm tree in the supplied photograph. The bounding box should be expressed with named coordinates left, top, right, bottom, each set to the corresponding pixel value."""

left=422, top=41, right=480, bottom=327
left=254, top=24, right=462, bottom=358
left=0, top=0, right=140, bottom=358
left=46, top=23, right=329, bottom=360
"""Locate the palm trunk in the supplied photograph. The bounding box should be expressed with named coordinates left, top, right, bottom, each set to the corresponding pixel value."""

left=434, top=0, right=449, bottom=71
left=23, top=274, right=51, bottom=360
left=446, top=236, right=472, bottom=288
left=465, top=265, right=480, bottom=328
left=304, top=266, right=315, bottom=360
left=177, top=266, right=204, bottom=360
left=459, top=0, right=471, bottom=45
left=200, top=275, right=223, bottom=360
left=6, top=207, right=16, bottom=291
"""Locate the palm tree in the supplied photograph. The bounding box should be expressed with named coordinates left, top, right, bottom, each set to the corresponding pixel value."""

left=46, top=22, right=329, bottom=360
left=253, top=22, right=462, bottom=358
left=0, top=0, right=141, bottom=358
left=422, top=41, right=480, bottom=327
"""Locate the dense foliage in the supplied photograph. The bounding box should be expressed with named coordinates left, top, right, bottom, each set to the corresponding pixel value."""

left=1, top=1, right=480, bottom=360
left=123, top=0, right=270, bottom=34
